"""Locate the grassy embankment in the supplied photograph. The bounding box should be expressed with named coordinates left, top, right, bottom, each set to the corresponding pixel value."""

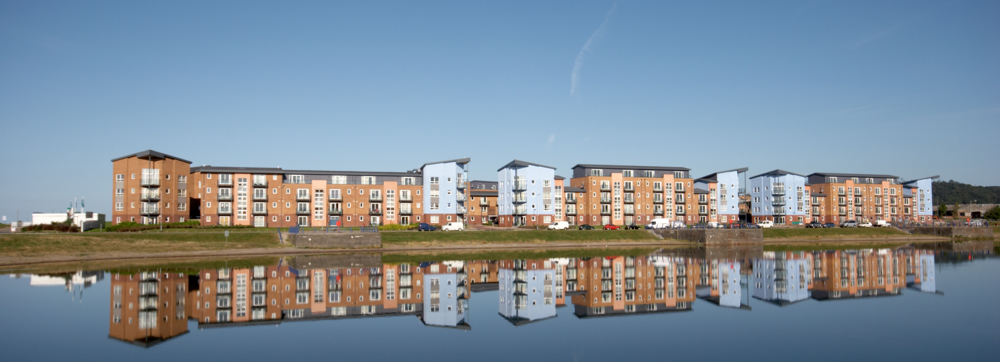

left=762, top=228, right=908, bottom=240
left=380, top=229, right=662, bottom=247
left=0, top=232, right=281, bottom=259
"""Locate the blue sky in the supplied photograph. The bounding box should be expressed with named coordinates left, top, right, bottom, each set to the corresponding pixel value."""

left=1, top=0, right=998, bottom=219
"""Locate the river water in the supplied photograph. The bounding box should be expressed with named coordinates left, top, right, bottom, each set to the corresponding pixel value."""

left=1, top=242, right=997, bottom=361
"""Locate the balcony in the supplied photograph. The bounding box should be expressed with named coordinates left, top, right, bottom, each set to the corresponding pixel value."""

left=566, top=209, right=576, bottom=215
left=329, top=208, right=343, bottom=215
left=480, top=198, right=489, bottom=206
left=399, top=208, right=412, bottom=215
left=297, top=194, right=309, bottom=201
left=140, top=205, right=160, bottom=215
left=253, top=193, right=266, bottom=201
left=253, top=180, right=267, bottom=187
left=252, top=207, right=267, bottom=215
left=329, top=194, right=342, bottom=201
left=601, top=184, right=610, bottom=191
left=676, top=208, right=685, bottom=215
left=601, top=209, right=611, bottom=215
left=565, top=197, right=576, bottom=204
left=675, top=197, right=686, bottom=204
left=456, top=180, right=466, bottom=190
left=369, top=208, right=382, bottom=215
left=698, top=198, right=708, bottom=204
left=513, top=207, right=527, bottom=215
left=654, top=209, right=664, bottom=215
left=513, top=195, right=527, bottom=203
left=456, top=193, right=466, bottom=202
left=217, top=193, right=232, bottom=201
left=600, top=197, right=611, bottom=203
left=296, top=207, right=310, bottom=215
left=838, top=189, right=846, bottom=195
left=699, top=208, right=708, bottom=215
left=624, top=195, right=635, bottom=203
left=772, top=188, right=785, bottom=195
left=513, top=181, right=527, bottom=191
left=839, top=210, right=847, bottom=216
left=624, top=208, right=634, bottom=215
left=140, top=178, right=159, bottom=187
left=838, top=199, right=847, bottom=206
left=457, top=206, right=466, bottom=214
left=772, top=199, right=785, bottom=206
left=217, top=207, right=232, bottom=215
left=370, top=194, right=382, bottom=201
left=140, top=191, right=160, bottom=201
left=773, top=208, right=785, bottom=215
left=218, top=179, right=232, bottom=186
left=624, top=185, right=634, bottom=191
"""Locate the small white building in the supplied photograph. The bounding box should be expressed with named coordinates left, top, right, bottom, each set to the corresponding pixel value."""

left=30, top=212, right=106, bottom=231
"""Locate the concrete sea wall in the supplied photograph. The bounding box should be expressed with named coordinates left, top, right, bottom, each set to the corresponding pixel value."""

left=290, top=232, right=381, bottom=248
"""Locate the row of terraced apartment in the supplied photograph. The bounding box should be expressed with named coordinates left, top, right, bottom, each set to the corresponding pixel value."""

left=749, top=170, right=938, bottom=225
left=111, top=150, right=935, bottom=227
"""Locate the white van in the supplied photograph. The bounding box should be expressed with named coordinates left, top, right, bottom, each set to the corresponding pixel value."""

left=441, top=222, right=465, bottom=231
left=646, top=218, right=674, bottom=229
left=757, top=220, right=774, bottom=228
left=547, top=221, right=570, bottom=230
left=874, top=220, right=891, bottom=227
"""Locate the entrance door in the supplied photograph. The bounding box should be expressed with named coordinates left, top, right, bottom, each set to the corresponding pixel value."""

left=625, top=216, right=633, bottom=226
left=601, top=216, right=610, bottom=225
left=220, top=216, right=231, bottom=226
left=297, top=216, right=308, bottom=227
left=254, top=216, right=265, bottom=227
left=400, top=216, right=410, bottom=225
left=370, top=216, right=380, bottom=226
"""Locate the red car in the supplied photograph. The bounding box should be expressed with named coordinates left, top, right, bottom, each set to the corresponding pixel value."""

left=603, top=224, right=620, bottom=230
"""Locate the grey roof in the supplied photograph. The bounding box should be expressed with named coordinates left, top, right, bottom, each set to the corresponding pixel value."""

left=564, top=186, right=586, bottom=193
left=902, top=175, right=940, bottom=184
left=499, top=313, right=557, bottom=327
left=470, top=180, right=497, bottom=184
left=282, top=169, right=420, bottom=177
left=111, top=150, right=192, bottom=164
left=555, top=175, right=565, bottom=180
left=808, top=172, right=899, bottom=179
left=572, top=164, right=689, bottom=171
left=470, top=190, right=497, bottom=197
left=497, top=159, right=556, bottom=171
left=750, top=169, right=807, bottom=179
left=190, top=166, right=284, bottom=173
left=812, top=193, right=827, bottom=197
left=420, top=157, right=471, bottom=170
left=697, top=167, right=748, bottom=182
left=694, top=189, right=710, bottom=194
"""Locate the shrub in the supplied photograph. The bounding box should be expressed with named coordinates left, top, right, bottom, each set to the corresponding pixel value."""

left=24, top=222, right=80, bottom=233
left=378, top=223, right=419, bottom=231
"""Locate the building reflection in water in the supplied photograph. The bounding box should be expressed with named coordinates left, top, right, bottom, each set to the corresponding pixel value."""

left=101, top=246, right=987, bottom=347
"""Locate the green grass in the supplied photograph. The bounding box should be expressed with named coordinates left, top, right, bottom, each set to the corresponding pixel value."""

left=380, top=229, right=658, bottom=244
left=763, top=227, right=907, bottom=239
left=0, top=232, right=282, bottom=258
left=382, top=247, right=663, bottom=264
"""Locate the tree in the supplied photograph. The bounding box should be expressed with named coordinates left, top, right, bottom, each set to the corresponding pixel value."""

left=938, top=204, right=947, bottom=218
left=953, top=202, right=961, bottom=219
left=985, top=206, right=1000, bottom=220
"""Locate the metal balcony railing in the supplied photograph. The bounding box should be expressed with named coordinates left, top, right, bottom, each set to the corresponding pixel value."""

left=140, top=192, right=160, bottom=201
left=218, top=194, right=233, bottom=201
left=513, top=181, right=527, bottom=191
left=370, top=195, right=382, bottom=201
left=329, top=208, right=343, bottom=215
left=217, top=207, right=232, bottom=215
left=296, top=208, right=310, bottom=214
left=140, top=178, right=159, bottom=187
left=297, top=194, right=309, bottom=201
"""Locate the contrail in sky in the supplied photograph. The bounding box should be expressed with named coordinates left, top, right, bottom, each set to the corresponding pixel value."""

left=571, top=2, right=617, bottom=97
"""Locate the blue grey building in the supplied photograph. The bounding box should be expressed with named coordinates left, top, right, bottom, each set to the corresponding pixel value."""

left=498, top=259, right=558, bottom=326
left=421, top=158, right=470, bottom=225
left=421, top=261, right=470, bottom=329
left=902, top=175, right=938, bottom=223
left=694, top=167, right=747, bottom=224
left=749, top=169, right=811, bottom=225
left=497, top=160, right=556, bottom=227
left=752, top=252, right=811, bottom=306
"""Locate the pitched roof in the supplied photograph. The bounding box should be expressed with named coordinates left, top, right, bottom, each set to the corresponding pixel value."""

left=572, top=164, right=689, bottom=171
left=111, top=150, right=192, bottom=164
left=808, top=172, right=899, bottom=179
left=564, top=186, right=586, bottom=193
left=420, top=157, right=471, bottom=170
left=902, top=175, right=940, bottom=184
left=497, top=159, right=556, bottom=171
left=750, top=169, right=806, bottom=179
left=190, top=166, right=283, bottom=173
left=555, top=175, right=565, bottom=180
left=697, top=167, right=748, bottom=182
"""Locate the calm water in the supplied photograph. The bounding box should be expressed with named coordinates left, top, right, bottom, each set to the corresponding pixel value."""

left=1, top=243, right=998, bottom=361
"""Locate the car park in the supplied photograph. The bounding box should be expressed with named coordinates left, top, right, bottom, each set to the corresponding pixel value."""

left=547, top=221, right=570, bottom=230
left=441, top=222, right=465, bottom=231
left=603, top=224, right=620, bottom=230
left=578, top=224, right=595, bottom=230
left=840, top=220, right=858, bottom=228
left=645, top=218, right=673, bottom=229
left=805, top=221, right=824, bottom=228
left=417, top=223, right=438, bottom=231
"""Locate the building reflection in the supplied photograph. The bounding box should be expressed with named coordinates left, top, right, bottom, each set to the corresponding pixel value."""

left=102, top=247, right=965, bottom=346
left=750, top=252, right=812, bottom=306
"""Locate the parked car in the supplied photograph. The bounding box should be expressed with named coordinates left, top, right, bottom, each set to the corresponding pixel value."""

left=441, top=222, right=464, bottom=231
left=578, top=224, right=595, bottom=230
left=805, top=221, right=824, bottom=228
left=874, top=220, right=891, bottom=227
left=646, top=218, right=673, bottom=229
left=823, top=222, right=837, bottom=228
left=547, top=221, right=570, bottom=230
left=417, top=223, right=438, bottom=231
left=757, top=220, right=774, bottom=228
left=706, top=221, right=721, bottom=228
left=858, top=221, right=873, bottom=228
left=840, top=220, right=858, bottom=228
left=621, top=224, right=639, bottom=230
left=603, top=224, right=620, bottom=230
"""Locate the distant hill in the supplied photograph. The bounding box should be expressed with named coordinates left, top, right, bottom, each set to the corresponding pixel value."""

left=932, top=180, right=1000, bottom=205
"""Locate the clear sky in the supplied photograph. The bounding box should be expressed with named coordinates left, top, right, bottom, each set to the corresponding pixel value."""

left=1, top=0, right=998, bottom=219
